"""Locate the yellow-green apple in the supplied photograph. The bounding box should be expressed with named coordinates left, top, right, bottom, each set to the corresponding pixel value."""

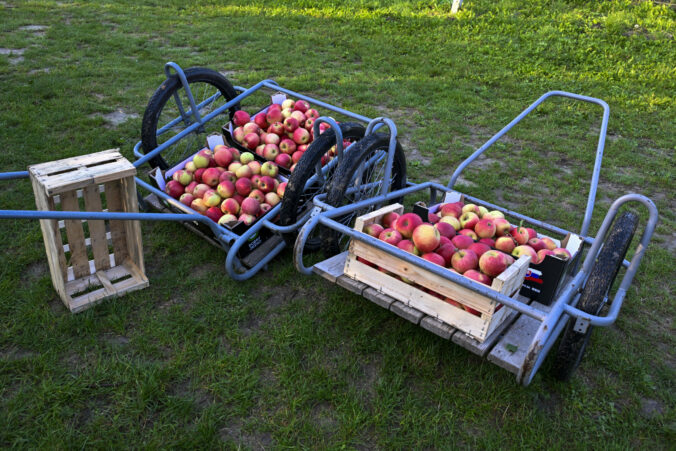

left=553, top=248, right=571, bottom=260
left=493, top=218, right=511, bottom=236
left=219, top=171, right=236, bottom=184
left=241, top=197, right=260, bottom=216
left=462, top=203, right=480, bottom=215
left=437, top=243, right=457, bottom=266
left=459, top=211, right=480, bottom=230
left=479, top=238, right=495, bottom=247
left=439, top=202, right=463, bottom=218
left=475, top=218, right=496, bottom=239
left=484, top=210, right=505, bottom=220
left=459, top=229, right=478, bottom=240
left=179, top=193, right=195, bottom=206
left=248, top=189, right=265, bottom=204
left=422, top=252, right=445, bottom=266
left=281, top=99, right=295, bottom=110
left=464, top=269, right=492, bottom=285
left=396, top=239, right=420, bottom=256
left=381, top=212, right=399, bottom=229
left=216, top=180, right=235, bottom=199
left=218, top=213, right=238, bottom=226
left=479, top=250, right=509, bottom=277
left=536, top=249, right=555, bottom=264
left=277, top=182, right=287, bottom=198
left=221, top=198, right=240, bottom=215
left=192, top=183, right=210, bottom=199
left=240, top=152, right=255, bottom=164
left=451, top=249, right=479, bottom=273
left=439, top=215, right=462, bottom=231
left=172, top=170, right=192, bottom=186
left=206, top=206, right=223, bottom=222
left=164, top=180, right=184, bottom=199
left=228, top=162, right=242, bottom=173
left=184, top=161, right=197, bottom=173
left=468, top=242, right=491, bottom=257
left=510, top=227, right=530, bottom=245
left=192, top=149, right=212, bottom=168
left=201, top=168, right=221, bottom=187
left=379, top=228, right=403, bottom=245
left=434, top=221, right=456, bottom=239
left=495, top=236, right=517, bottom=254
left=528, top=238, right=546, bottom=252
left=190, top=198, right=208, bottom=214
left=364, top=223, right=385, bottom=238
left=258, top=176, right=276, bottom=193
left=232, top=110, right=250, bottom=127
left=264, top=192, right=281, bottom=207
left=395, top=213, right=423, bottom=239
left=203, top=189, right=221, bottom=207
left=235, top=178, right=252, bottom=196
left=260, top=161, right=279, bottom=177
left=477, top=206, right=489, bottom=218
left=238, top=213, right=256, bottom=226
left=541, top=237, right=557, bottom=250
left=235, top=165, right=253, bottom=180
left=512, top=245, right=537, bottom=263
left=412, top=223, right=441, bottom=253
left=451, top=234, right=474, bottom=250
left=214, top=145, right=233, bottom=167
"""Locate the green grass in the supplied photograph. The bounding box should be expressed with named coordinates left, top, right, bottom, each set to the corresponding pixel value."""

left=1, top=0, right=674, bottom=448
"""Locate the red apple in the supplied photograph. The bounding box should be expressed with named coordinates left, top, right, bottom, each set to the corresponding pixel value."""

left=479, top=238, right=495, bottom=247
left=451, top=234, right=474, bottom=250
left=428, top=212, right=440, bottom=224
left=248, top=189, right=265, bottom=204
left=292, top=127, right=310, bottom=145
left=235, top=177, right=252, bottom=196
left=395, top=213, right=423, bottom=239
left=437, top=243, right=457, bottom=267
left=206, top=206, right=223, bottom=222
left=541, top=237, right=557, bottom=251
left=201, top=167, right=221, bottom=187
left=439, top=236, right=452, bottom=247
left=266, top=109, right=283, bottom=125
left=279, top=138, right=297, bottom=155
left=164, top=180, right=184, bottom=199
left=213, top=146, right=233, bottom=167
left=464, top=269, right=492, bottom=286
left=219, top=171, right=237, bottom=184
left=381, top=212, right=400, bottom=229
left=439, top=202, right=463, bottom=218
left=510, top=227, right=530, bottom=245
left=232, top=126, right=246, bottom=143
left=474, top=218, right=496, bottom=239
left=451, top=249, right=479, bottom=273
left=468, top=242, right=491, bottom=257
left=277, top=182, right=287, bottom=198
left=439, top=215, right=462, bottom=231
left=235, top=165, right=253, bottom=180
left=305, top=108, right=319, bottom=120
left=458, top=229, right=478, bottom=241
left=185, top=181, right=198, bottom=195
left=493, top=218, right=512, bottom=236
left=238, top=213, right=256, bottom=226
left=232, top=110, right=250, bottom=127
left=192, top=183, right=210, bottom=199
left=434, top=221, right=456, bottom=239
left=412, top=223, right=441, bottom=254
left=479, top=250, right=509, bottom=277
left=495, top=236, right=517, bottom=254
left=553, top=248, right=572, bottom=260
left=179, top=193, right=195, bottom=206
left=528, top=238, right=546, bottom=252
left=243, top=133, right=260, bottom=150
left=216, top=180, right=235, bottom=199
left=293, top=100, right=310, bottom=113
left=463, top=305, right=482, bottom=316
left=190, top=198, right=208, bottom=214
left=364, top=223, right=385, bottom=238
left=275, top=153, right=292, bottom=169
left=241, top=197, right=260, bottom=216
left=283, top=117, right=299, bottom=132
left=254, top=112, right=269, bottom=130
left=536, top=249, right=556, bottom=264
left=525, top=228, right=537, bottom=240
left=258, top=176, right=276, bottom=193
left=379, top=228, right=403, bottom=245
left=422, top=252, right=445, bottom=266
left=459, top=211, right=479, bottom=230
left=397, top=239, right=420, bottom=256
left=221, top=198, right=240, bottom=215
left=264, top=192, right=281, bottom=207
left=259, top=203, right=272, bottom=215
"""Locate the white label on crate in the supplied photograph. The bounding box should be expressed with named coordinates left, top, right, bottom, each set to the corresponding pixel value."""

left=206, top=134, right=225, bottom=150
left=271, top=92, right=287, bottom=105
left=443, top=191, right=463, bottom=203
left=150, top=167, right=166, bottom=191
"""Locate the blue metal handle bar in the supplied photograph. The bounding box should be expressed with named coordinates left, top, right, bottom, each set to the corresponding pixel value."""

left=164, top=62, right=206, bottom=133
left=0, top=171, right=29, bottom=180
left=449, top=90, right=609, bottom=239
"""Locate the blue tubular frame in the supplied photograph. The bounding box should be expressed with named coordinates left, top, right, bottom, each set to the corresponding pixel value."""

left=295, top=91, right=658, bottom=385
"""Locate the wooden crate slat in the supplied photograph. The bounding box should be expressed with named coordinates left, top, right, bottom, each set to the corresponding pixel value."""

left=104, top=180, right=129, bottom=266
left=487, top=302, right=551, bottom=375
left=46, top=195, right=68, bottom=281
left=65, top=258, right=124, bottom=292
left=53, top=184, right=105, bottom=206
left=353, top=203, right=403, bottom=232
left=63, top=232, right=111, bottom=253
left=95, top=271, right=116, bottom=296
left=313, top=252, right=349, bottom=283
left=362, top=286, right=395, bottom=310
left=390, top=301, right=425, bottom=325
left=420, top=316, right=456, bottom=340
left=29, top=149, right=123, bottom=176
left=68, top=274, right=148, bottom=314
left=82, top=184, right=110, bottom=271
left=59, top=190, right=91, bottom=279
left=336, top=274, right=369, bottom=296
left=41, top=164, right=136, bottom=196
left=120, top=177, right=144, bottom=274
left=121, top=258, right=149, bottom=284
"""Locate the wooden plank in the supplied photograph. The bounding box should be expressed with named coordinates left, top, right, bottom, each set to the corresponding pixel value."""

left=104, top=180, right=129, bottom=266
left=420, top=316, right=456, bottom=340
left=362, top=287, right=395, bottom=310
left=121, top=258, right=149, bottom=284
left=46, top=196, right=68, bottom=281
left=336, top=275, right=369, bottom=296
left=353, top=203, right=404, bottom=232
left=63, top=232, right=111, bottom=253
left=53, top=185, right=105, bottom=205
left=28, top=149, right=122, bottom=176
left=43, top=163, right=136, bottom=196
left=65, top=257, right=124, bottom=292
left=82, top=184, right=110, bottom=271
left=59, top=190, right=91, bottom=278
left=313, top=252, right=348, bottom=283
left=95, top=271, right=116, bottom=296
left=487, top=302, right=551, bottom=375
left=120, top=177, right=144, bottom=273
left=390, top=301, right=424, bottom=325
left=68, top=274, right=148, bottom=314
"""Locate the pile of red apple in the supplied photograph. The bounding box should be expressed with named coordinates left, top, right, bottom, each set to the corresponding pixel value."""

left=163, top=145, right=286, bottom=227
left=358, top=202, right=571, bottom=316
left=230, top=99, right=350, bottom=172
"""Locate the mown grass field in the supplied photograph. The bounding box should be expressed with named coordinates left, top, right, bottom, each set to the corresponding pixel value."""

left=1, top=0, right=674, bottom=448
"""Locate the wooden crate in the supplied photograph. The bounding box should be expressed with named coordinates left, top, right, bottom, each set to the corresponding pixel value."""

left=29, top=149, right=148, bottom=313
left=343, top=203, right=530, bottom=342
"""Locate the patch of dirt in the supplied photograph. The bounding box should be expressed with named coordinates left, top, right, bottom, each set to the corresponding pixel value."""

left=311, top=401, right=338, bottom=430
left=19, top=25, right=48, bottom=37
left=102, top=333, right=130, bottom=346
left=0, top=47, right=25, bottom=65
left=640, top=398, right=665, bottom=419
left=240, top=316, right=262, bottom=337
left=28, top=68, right=50, bottom=75
left=352, top=358, right=381, bottom=403
left=168, top=379, right=216, bottom=410
left=89, top=109, right=139, bottom=127
left=62, top=351, right=86, bottom=376
left=0, top=347, right=36, bottom=360
left=219, top=420, right=274, bottom=449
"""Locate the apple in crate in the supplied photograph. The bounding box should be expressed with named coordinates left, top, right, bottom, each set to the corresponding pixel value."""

left=275, top=153, right=292, bottom=169
left=218, top=213, right=238, bottom=226
left=458, top=229, right=478, bottom=240
left=294, top=100, right=310, bottom=112
left=381, top=212, right=399, bottom=229
left=536, top=249, right=555, bottom=264
left=451, top=249, right=479, bottom=273
left=439, top=202, right=463, bottom=218
left=364, top=223, right=385, bottom=238
left=264, top=192, right=281, bottom=207
left=459, top=211, right=479, bottom=230
left=249, top=189, right=265, bottom=204
left=165, top=180, right=184, bottom=199
left=263, top=144, right=280, bottom=161
left=185, top=181, right=198, bottom=195
left=468, top=242, right=491, bottom=257
left=510, top=227, right=530, bottom=245
left=379, top=228, right=402, bottom=246
left=451, top=234, right=474, bottom=250
left=179, top=193, right=195, bottom=206
left=474, top=218, right=496, bottom=239
left=528, top=237, right=546, bottom=252
left=235, top=178, right=252, bottom=196
left=277, top=182, right=287, bottom=198
left=494, top=218, right=511, bottom=236
left=395, top=213, right=423, bottom=239
left=235, top=165, right=253, bottom=180
left=190, top=198, right=208, bottom=214
left=439, top=215, right=461, bottom=231
left=193, top=149, right=212, bottom=169
left=202, top=168, right=221, bottom=187
left=213, top=145, right=233, bottom=167
left=241, top=197, right=260, bottom=216
left=541, top=237, right=557, bottom=250
left=254, top=113, right=269, bottom=129
left=228, top=162, right=242, bottom=173
left=267, top=109, right=283, bottom=125
left=434, top=221, right=456, bottom=238
left=192, top=183, right=210, bottom=199
left=264, top=133, right=280, bottom=145
left=464, top=269, right=492, bottom=286
left=258, top=176, right=276, bottom=193
left=437, top=243, right=457, bottom=266
left=479, top=250, right=509, bottom=277
left=553, top=248, right=572, bottom=260
left=412, top=224, right=441, bottom=253
left=172, top=170, right=192, bottom=186
left=206, top=206, right=223, bottom=222
left=238, top=213, right=256, bottom=226
left=422, top=252, right=445, bottom=266
left=260, top=162, right=278, bottom=178
left=397, top=239, right=420, bottom=256
left=428, top=212, right=440, bottom=224
left=479, top=237, right=495, bottom=247
left=203, top=190, right=222, bottom=208
left=293, top=128, right=310, bottom=145
left=243, top=133, right=260, bottom=150
left=233, top=110, right=251, bottom=127
left=221, top=198, right=240, bottom=215
left=279, top=138, right=297, bottom=155
left=512, top=245, right=537, bottom=263
left=495, top=236, right=517, bottom=254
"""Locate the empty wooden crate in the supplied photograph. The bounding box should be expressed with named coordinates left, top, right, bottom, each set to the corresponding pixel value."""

left=29, top=149, right=149, bottom=313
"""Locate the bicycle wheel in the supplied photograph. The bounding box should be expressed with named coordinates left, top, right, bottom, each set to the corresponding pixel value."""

left=278, top=122, right=366, bottom=252
left=551, top=211, right=638, bottom=381
left=141, top=67, right=239, bottom=170
left=321, top=132, right=407, bottom=257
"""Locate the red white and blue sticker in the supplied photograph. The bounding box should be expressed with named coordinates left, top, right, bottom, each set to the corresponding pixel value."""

left=525, top=269, right=544, bottom=285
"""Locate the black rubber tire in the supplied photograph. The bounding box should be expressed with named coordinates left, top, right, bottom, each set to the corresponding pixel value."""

left=278, top=122, right=367, bottom=251
left=321, top=132, right=407, bottom=257
left=141, top=67, right=239, bottom=170
left=551, top=211, right=638, bottom=381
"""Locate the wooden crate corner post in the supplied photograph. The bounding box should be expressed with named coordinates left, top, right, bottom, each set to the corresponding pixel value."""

left=28, top=149, right=148, bottom=313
